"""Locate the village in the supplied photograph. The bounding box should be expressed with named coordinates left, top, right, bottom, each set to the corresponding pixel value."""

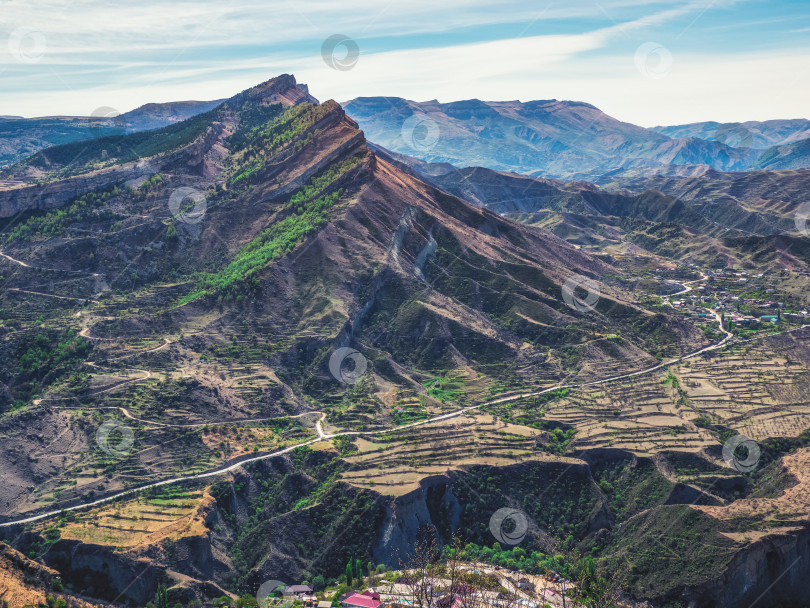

left=254, top=562, right=580, bottom=608
left=631, top=263, right=809, bottom=334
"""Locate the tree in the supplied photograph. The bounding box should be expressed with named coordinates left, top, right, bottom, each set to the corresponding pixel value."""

left=541, top=540, right=578, bottom=608
left=156, top=583, right=169, bottom=608
left=312, top=574, right=326, bottom=592
left=396, top=526, right=441, bottom=608
left=397, top=533, right=521, bottom=608
left=573, top=556, right=619, bottom=608
left=355, top=558, right=363, bottom=585
left=346, top=560, right=353, bottom=587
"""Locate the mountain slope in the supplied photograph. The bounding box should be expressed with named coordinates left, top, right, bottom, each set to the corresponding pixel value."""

left=0, top=98, right=224, bottom=169
left=0, top=542, right=105, bottom=608
left=600, top=166, right=810, bottom=222
left=5, top=74, right=810, bottom=608
left=751, top=136, right=810, bottom=170
left=371, top=146, right=810, bottom=271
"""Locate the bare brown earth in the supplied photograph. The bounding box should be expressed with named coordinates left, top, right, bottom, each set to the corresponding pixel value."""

left=695, top=448, right=810, bottom=538
left=0, top=542, right=106, bottom=608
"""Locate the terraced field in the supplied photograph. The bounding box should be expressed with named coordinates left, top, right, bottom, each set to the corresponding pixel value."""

left=37, top=488, right=209, bottom=548
left=523, top=328, right=810, bottom=455
left=339, top=411, right=547, bottom=495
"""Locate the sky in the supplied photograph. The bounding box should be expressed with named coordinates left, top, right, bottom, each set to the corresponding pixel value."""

left=0, top=0, right=808, bottom=126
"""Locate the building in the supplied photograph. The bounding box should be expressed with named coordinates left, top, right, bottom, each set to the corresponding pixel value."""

left=286, top=585, right=314, bottom=597
left=516, top=578, right=533, bottom=591
left=341, top=591, right=382, bottom=608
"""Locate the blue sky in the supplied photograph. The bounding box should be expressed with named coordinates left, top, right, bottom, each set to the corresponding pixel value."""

left=0, top=0, right=808, bottom=125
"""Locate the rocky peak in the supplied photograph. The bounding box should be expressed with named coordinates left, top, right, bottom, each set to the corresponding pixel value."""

left=243, top=73, right=319, bottom=107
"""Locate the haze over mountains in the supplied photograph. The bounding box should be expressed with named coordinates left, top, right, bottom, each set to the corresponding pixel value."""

left=652, top=119, right=810, bottom=148
left=6, top=91, right=810, bottom=181
left=343, top=97, right=810, bottom=180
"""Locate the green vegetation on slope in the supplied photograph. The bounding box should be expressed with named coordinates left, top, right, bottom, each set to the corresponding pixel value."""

left=7, top=187, right=121, bottom=242
left=285, top=156, right=359, bottom=212
left=595, top=505, right=738, bottom=600
left=5, top=176, right=164, bottom=242
left=210, top=447, right=385, bottom=587
left=182, top=156, right=361, bottom=303
left=18, top=330, right=92, bottom=374
left=181, top=190, right=340, bottom=303
left=228, top=102, right=336, bottom=187
left=9, top=329, right=93, bottom=408
left=16, top=109, right=219, bottom=178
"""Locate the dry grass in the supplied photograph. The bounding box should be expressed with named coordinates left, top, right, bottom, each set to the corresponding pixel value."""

left=534, top=332, right=810, bottom=454
left=40, top=490, right=209, bottom=549
left=695, top=448, right=810, bottom=532
left=340, top=411, right=549, bottom=495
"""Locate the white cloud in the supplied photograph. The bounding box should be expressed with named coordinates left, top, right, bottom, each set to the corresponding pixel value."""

left=304, top=41, right=810, bottom=126
left=0, top=0, right=805, bottom=125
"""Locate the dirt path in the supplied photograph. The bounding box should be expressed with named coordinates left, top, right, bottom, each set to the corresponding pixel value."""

left=0, top=251, right=34, bottom=268
left=0, top=250, right=102, bottom=276
left=5, top=287, right=99, bottom=304
left=106, top=337, right=171, bottom=361
left=78, top=362, right=153, bottom=396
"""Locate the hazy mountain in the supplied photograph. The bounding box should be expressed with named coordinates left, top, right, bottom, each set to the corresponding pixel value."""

left=751, top=137, right=810, bottom=170
left=653, top=119, right=810, bottom=148
left=373, top=144, right=810, bottom=271
left=599, top=165, right=810, bottom=219
left=343, top=97, right=759, bottom=179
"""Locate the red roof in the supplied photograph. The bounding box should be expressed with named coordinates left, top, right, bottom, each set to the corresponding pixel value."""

left=342, top=593, right=382, bottom=608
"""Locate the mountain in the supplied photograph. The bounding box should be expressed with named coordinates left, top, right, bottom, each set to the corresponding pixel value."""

left=342, top=97, right=759, bottom=179
left=598, top=165, right=810, bottom=221
left=3, top=75, right=810, bottom=608
left=0, top=73, right=700, bottom=516
left=115, top=99, right=227, bottom=131
left=0, top=542, right=106, bottom=608
left=0, top=99, right=223, bottom=169
left=653, top=119, right=810, bottom=148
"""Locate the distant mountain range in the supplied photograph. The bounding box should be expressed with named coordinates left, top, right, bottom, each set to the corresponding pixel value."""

left=373, top=143, right=810, bottom=273
left=343, top=97, right=810, bottom=180
left=6, top=93, right=809, bottom=180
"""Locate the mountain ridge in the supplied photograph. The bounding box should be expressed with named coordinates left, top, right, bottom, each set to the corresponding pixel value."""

left=343, top=96, right=765, bottom=179
left=653, top=118, right=810, bottom=148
